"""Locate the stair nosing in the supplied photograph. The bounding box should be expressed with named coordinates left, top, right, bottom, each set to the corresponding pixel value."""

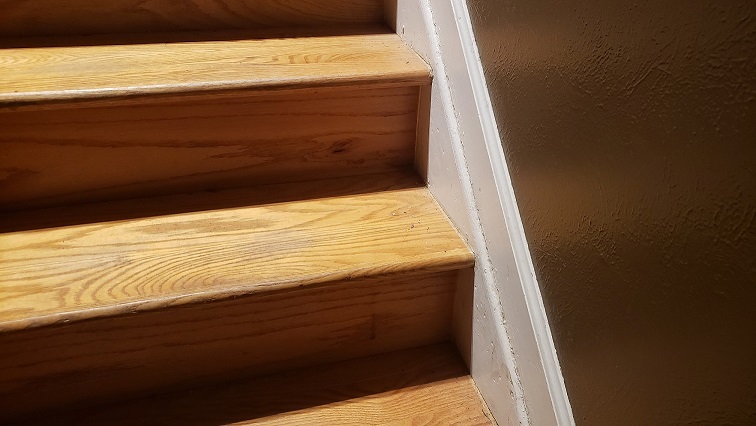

left=0, top=259, right=472, bottom=333
left=0, top=28, right=432, bottom=109
left=0, top=177, right=473, bottom=333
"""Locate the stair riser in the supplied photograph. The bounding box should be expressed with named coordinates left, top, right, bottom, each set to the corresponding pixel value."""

left=15, top=345, right=491, bottom=425
left=0, top=269, right=466, bottom=420
left=0, top=0, right=386, bottom=38
left=0, top=85, right=421, bottom=210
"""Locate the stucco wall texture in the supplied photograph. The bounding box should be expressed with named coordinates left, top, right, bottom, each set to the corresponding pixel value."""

left=466, top=1, right=755, bottom=424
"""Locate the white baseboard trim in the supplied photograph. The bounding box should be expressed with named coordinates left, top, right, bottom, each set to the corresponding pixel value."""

left=394, top=1, right=574, bottom=425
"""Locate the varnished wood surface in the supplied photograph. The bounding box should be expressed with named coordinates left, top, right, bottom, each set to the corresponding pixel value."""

left=0, top=0, right=385, bottom=37
left=0, top=85, right=421, bottom=210
left=0, top=174, right=473, bottom=332
left=0, top=270, right=463, bottom=419
left=0, top=171, right=422, bottom=232
left=15, top=344, right=493, bottom=425
left=0, top=28, right=431, bottom=108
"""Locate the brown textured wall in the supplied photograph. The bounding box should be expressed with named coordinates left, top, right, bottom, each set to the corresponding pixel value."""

left=465, top=1, right=756, bottom=424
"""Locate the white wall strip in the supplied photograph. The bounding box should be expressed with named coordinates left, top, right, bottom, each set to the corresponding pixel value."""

left=395, top=0, right=574, bottom=423
left=420, top=4, right=530, bottom=425
left=421, top=2, right=531, bottom=422
left=449, top=0, right=575, bottom=424
left=395, top=0, right=529, bottom=422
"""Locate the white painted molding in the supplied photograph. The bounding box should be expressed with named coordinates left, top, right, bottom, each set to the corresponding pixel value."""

left=394, top=1, right=575, bottom=425
left=448, top=1, right=576, bottom=424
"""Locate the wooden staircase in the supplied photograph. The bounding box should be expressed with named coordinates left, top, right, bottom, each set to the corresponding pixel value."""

left=0, top=1, right=492, bottom=423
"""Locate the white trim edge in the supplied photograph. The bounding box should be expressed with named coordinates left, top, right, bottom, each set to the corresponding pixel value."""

left=419, top=2, right=530, bottom=423
left=396, top=0, right=574, bottom=424
left=450, top=1, right=575, bottom=424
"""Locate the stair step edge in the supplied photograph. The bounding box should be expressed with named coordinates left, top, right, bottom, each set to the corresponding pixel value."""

left=0, top=27, right=432, bottom=109
left=0, top=173, right=473, bottom=333
left=12, top=344, right=493, bottom=425
left=0, top=260, right=473, bottom=333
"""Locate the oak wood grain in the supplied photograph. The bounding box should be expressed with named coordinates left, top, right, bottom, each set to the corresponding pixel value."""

left=0, top=176, right=473, bottom=331
left=13, top=344, right=493, bottom=425
left=0, top=84, right=422, bottom=210
left=0, top=29, right=430, bottom=108
left=0, top=270, right=464, bottom=420
left=0, top=171, right=423, bottom=232
left=0, top=0, right=386, bottom=37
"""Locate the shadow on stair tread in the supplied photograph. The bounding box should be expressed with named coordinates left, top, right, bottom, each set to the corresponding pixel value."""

left=0, top=24, right=393, bottom=49
left=12, top=343, right=493, bottom=426
left=0, top=0, right=387, bottom=39
left=0, top=170, right=422, bottom=233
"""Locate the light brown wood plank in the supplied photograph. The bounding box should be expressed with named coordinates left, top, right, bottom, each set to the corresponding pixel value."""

left=0, top=84, right=422, bottom=210
left=0, top=28, right=431, bottom=108
left=0, top=0, right=385, bottom=37
left=0, top=171, right=423, bottom=232
left=14, top=344, right=493, bottom=425
left=0, top=175, right=473, bottom=331
left=0, top=270, right=466, bottom=420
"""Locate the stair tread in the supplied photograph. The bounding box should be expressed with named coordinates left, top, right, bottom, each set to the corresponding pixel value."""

left=0, top=173, right=473, bottom=332
left=24, top=344, right=493, bottom=425
left=0, top=26, right=431, bottom=108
